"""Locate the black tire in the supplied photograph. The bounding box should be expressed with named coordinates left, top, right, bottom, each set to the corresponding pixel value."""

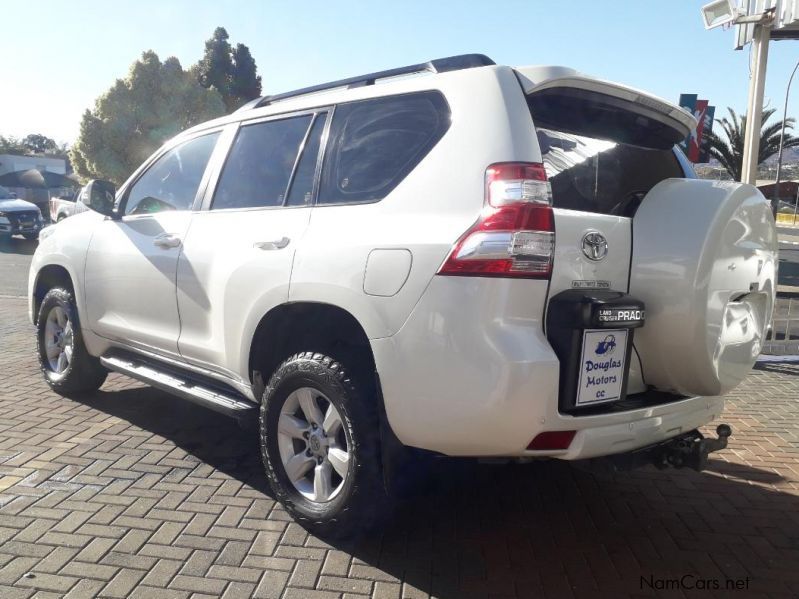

left=260, top=352, right=382, bottom=536
left=36, top=287, right=107, bottom=396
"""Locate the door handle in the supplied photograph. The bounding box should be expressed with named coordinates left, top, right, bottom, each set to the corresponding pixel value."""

left=153, top=233, right=182, bottom=249
left=254, top=237, right=290, bottom=251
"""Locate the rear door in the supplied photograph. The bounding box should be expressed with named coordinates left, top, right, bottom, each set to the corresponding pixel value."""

left=176, top=110, right=327, bottom=378
left=518, top=70, right=695, bottom=393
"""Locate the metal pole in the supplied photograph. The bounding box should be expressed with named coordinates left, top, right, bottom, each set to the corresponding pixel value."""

left=741, top=23, right=772, bottom=186
left=774, top=60, right=799, bottom=217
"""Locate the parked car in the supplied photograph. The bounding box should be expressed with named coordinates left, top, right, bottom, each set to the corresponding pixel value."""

left=49, top=186, right=90, bottom=222
left=0, top=185, right=44, bottom=241
left=28, top=54, right=777, bottom=533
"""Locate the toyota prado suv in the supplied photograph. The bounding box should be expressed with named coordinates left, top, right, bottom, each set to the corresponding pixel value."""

left=29, top=54, right=777, bottom=532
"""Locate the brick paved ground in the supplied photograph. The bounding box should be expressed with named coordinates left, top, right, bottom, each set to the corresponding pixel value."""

left=1, top=296, right=798, bottom=599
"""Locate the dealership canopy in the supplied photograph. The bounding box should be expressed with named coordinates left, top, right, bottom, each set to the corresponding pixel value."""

left=0, top=169, right=80, bottom=190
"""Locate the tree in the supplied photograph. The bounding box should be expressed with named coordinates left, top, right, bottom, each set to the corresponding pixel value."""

left=196, top=27, right=262, bottom=112
left=22, top=133, right=57, bottom=155
left=0, top=135, right=26, bottom=155
left=70, top=50, right=225, bottom=184
left=704, top=107, right=799, bottom=181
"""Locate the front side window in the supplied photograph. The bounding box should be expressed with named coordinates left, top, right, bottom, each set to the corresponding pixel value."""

left=125, top=132, right=220, bottom=215
left=318, top=91, right=450, bottom=205
left=212, top=115, right=312, bottom=210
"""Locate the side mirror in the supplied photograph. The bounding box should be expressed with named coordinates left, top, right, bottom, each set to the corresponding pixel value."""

left=83, top=180, right=117, bottom=217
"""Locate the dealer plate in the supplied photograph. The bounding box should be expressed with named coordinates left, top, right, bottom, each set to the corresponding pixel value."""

left=576, top=329, right=627, bottom=405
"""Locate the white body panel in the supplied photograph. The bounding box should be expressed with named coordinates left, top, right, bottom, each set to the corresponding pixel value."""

left=84, top=211, right=192, bottom=358
left=374, top=275, right=725, bottom=456
left=547, top=209, right=646, bottom=394
left=176, top=206, right=312, bottom=380
left=290, top=66, right=540, bottom=340
left=28, top=60, right=774, bottom=464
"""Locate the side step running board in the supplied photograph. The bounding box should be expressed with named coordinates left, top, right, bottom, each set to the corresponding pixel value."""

left=100, top=355, right=257, bottom=420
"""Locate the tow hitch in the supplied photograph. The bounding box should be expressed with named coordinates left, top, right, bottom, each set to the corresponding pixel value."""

left=610, top=424, right=732, bottom=472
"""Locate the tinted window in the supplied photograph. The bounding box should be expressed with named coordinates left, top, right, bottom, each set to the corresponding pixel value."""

left=213, top=115, right=312, bottom=210
left=125, top=133, right=219, bottom=215
left=537, top=127, right=683, bottom=216
left=286, top=113, right=327, bottom=206
left=319, top=91, right=450, bottom=204
left=528, top=87, right=685, bottom=150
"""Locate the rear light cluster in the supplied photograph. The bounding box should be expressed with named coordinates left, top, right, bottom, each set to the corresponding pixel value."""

left=437, top=162, right=555, bottom=278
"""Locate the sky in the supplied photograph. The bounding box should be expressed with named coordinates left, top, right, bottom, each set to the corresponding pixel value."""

left=2, top=0, right=799, bottom=145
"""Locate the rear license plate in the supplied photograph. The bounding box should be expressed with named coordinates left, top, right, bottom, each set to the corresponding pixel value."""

left=576, top=329, right=627, bottom=405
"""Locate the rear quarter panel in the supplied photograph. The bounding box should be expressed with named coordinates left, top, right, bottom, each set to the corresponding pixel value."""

left=289, top=66, right=541, bottom=340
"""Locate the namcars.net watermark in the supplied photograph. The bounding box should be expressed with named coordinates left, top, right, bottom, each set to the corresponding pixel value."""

left=641, top=574, right=751, bottom=592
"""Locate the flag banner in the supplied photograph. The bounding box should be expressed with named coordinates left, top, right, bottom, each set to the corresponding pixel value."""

left=697, top=105, right=715, bottom=164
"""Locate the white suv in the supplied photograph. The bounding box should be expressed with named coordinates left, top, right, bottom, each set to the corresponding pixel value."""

left=29, top=55, right=777, bottom=532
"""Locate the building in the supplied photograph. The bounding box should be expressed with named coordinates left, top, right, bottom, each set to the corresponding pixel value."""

left=0, top=154, right=66, bottom=176
left=756, top=180, right=799, bottom=202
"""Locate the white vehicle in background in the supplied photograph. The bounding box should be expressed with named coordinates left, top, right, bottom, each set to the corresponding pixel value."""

left=28, top=54, right=777, bottom=533
left=49, top=186, right=89, bottom=222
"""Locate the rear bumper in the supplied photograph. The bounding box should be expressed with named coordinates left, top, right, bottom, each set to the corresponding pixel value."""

left=555, top=395, right=724, bottom=460
left=373, top=276, right=726, bottom=458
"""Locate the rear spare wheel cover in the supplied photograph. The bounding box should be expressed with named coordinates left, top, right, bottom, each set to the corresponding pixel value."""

left=629, top=179, right=777, bottom=396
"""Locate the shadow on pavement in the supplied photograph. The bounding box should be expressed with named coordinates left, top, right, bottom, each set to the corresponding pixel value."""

left=0, top=236, right=38, bottom=255
left=70, top=383, right=799, bottom=598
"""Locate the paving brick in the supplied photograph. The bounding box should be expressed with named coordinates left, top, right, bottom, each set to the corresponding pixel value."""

left=372, top=581, right=402, bottom=599
left=222, top=581, right=257, bottom=599
left=252, top=570, right=290, bottom=599
left=62, top=579, right=106, bottom=599
left=15, top=572, right=80, bottom=593
left=2, top=295, right=799, bottom=599
left=318, top=574, right=373, bottom=594
left=101, top=568, right=147, bottom=598
left=207, top=564, right=263, bottom=583
left=179, top=550, right=216, bottom=577
left=169, top=574, right=227, bottom=595
left=58, top=561, right=118, bottom=581
left=141, top=559, right=183, bottom=588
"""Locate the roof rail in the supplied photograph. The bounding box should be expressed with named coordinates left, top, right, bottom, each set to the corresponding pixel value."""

left=239, top=53, right=495, bottom=112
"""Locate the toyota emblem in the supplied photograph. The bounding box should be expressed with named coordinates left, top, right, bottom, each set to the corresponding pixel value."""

left=581, top=232, right=608, bottom=261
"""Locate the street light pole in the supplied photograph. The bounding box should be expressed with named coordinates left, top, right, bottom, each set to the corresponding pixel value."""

left=774, top=58, right=799, bottom=217
left=740, top=22, right=772, bottom=185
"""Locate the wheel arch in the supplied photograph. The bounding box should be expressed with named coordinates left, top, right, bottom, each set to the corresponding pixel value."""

left=32, top=263, right=75, bottom=325
left=247, top=302, right=376, bottom=396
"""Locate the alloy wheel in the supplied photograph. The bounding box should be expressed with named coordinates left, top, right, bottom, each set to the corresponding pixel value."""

left=276, top=387, right=350, bottom=502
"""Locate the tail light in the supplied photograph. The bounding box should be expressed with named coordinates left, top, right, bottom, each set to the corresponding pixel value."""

left=437, top=162, right=554, bottom=278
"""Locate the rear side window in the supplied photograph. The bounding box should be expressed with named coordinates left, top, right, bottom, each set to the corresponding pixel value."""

left=318, top=91, right=450, bottom=205
left=286, top=113, right=327, bottom=207
left=212, top=115, right=312, bottom=210
left=537, top=128, right=683, bottom=216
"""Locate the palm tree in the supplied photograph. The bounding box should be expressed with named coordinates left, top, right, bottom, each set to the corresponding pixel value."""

left=703, top=107, right=799, bottom=181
